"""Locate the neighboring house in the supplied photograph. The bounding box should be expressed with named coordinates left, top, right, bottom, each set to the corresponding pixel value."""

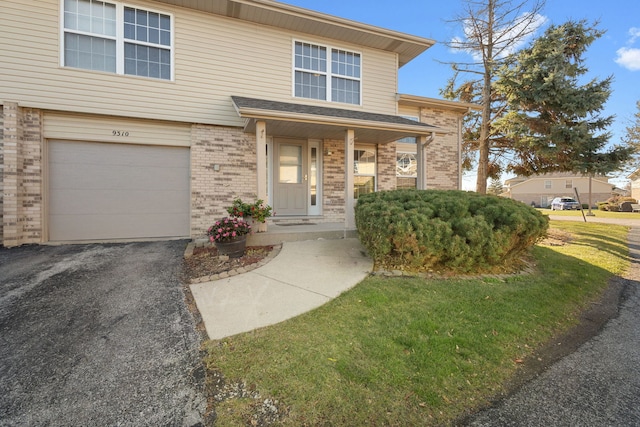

left=503, top=173, right=616, bottom=207
left=628, top=169, right=640, bottom=201
left=0, top=0, right=477, bottom=247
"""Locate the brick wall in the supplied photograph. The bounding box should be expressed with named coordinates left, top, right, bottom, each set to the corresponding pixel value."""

left=190, top=124, right=257, bottom=238
left=0, top=104, right=3, bottom=243
left=377, top=141, right=396, bottom=191
left=1, top=103, right=43, bottom=247
left=421, top=107, right=461, bottom=190
left=321, top=139, right=345, bottom=222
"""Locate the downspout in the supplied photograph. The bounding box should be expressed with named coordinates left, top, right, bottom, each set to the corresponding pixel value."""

left=418, top=131, right=436, bottom=189
left=459, top=110, right=469, bottom=190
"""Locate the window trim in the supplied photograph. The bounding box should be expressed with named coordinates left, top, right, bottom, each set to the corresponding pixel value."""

left=292, top=39, right=362, bottom=106
left=60, top=0, right=175, bottom=81
left=544, top=180, right=552, bottom=189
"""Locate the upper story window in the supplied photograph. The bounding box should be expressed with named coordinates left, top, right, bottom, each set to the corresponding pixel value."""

left=565, top=179, right=573, bottom=189
left=62, top=0, right=173, bottom=80
left=544, top=180, right=552, bottom=189
left=294, top=41, right=361, bottom=105
left=397, top=116, right=419, bottom=144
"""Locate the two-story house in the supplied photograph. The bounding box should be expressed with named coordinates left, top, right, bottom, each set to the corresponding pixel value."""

left=0, top=0, right=477, bottom=247
left=504, top=173, right=617, bottom=207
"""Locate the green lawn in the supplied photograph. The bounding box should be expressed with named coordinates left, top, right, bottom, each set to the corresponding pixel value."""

left=203, top=222, right=630, bottom=426
left=541, top=208, right=640, bottom=219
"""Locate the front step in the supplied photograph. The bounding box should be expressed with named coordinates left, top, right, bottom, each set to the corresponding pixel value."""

left=247, top=222, right=358, bottom=246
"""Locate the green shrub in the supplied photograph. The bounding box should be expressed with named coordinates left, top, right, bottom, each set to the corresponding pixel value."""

left=355, top=189, right=548, bottom=273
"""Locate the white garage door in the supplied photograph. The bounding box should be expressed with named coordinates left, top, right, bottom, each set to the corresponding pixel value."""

left=49, top=140, right=190, bottom=241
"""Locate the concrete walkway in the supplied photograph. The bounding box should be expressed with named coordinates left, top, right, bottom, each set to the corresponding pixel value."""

left=190, top=238, right=372, bottom=340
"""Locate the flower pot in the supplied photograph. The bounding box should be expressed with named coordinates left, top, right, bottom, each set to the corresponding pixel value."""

left=249, top=218, right=268, bottom=233
left=214, top=235, right=247, bottom=258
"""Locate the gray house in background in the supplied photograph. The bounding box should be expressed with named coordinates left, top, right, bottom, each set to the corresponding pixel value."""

left=503, top=173, right=618, bottom=207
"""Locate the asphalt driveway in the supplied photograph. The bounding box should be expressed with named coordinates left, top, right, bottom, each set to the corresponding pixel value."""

left=0, top=241, right=206, bottom=426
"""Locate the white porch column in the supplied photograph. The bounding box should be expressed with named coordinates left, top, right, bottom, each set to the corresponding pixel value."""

left=344, top=129, right=356, bottom=229
left=256, top=120, right=267, bottom=201
left=417, top=135, right=427, bottom=190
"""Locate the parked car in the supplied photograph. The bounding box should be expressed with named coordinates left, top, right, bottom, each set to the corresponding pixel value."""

left=550, top=197, right=581, bottom=210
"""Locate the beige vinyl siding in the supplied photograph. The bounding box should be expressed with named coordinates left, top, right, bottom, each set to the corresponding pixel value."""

left=43, top=113, right=191, bottom=147
left=2, top=0, right=399, bottom=127
left=398, top=105, right=420, bottom=118
left=511, top=177, right=611, bottom=195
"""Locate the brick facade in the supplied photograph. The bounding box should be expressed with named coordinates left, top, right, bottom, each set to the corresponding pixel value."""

left=0, top=106, right=463, bottom=246
left=0, top=105, right=3, bottom=243
left=420, top=107, right=461, bottom=190
left=321, top=139, right=346, bottom=222
left=1, top=103, right=43, bottom=247
left=190, top=124, right=258, bottom=238
left=377, top=141, right=397, bottom=192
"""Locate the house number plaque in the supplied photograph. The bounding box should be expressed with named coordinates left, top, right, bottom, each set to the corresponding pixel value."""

left=112, top=130, right=130, bottom=136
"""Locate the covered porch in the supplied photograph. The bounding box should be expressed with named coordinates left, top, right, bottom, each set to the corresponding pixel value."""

left=231, top=96, right=440, bottom=231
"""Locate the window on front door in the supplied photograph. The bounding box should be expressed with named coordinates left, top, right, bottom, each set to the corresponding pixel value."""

left=293, top=41, right=361, bottom=105
left=354, top=146, right=376, bottom=198
left=62, top=0, right=173, bottom=80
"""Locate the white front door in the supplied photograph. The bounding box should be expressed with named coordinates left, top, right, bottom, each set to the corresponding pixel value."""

left=274, top=139, right=308, bottom=216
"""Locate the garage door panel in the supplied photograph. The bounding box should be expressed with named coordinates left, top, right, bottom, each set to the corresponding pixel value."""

left=50, top=213, right=189, bottom=241
left=50, top=164, right=189, bottom=191
left=49, top=141, right=190, bottom=241
left=49, top=189, right=190, bottom=215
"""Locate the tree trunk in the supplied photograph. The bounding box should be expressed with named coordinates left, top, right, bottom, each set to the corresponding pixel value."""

left=475, top=0, right=494, bottom=195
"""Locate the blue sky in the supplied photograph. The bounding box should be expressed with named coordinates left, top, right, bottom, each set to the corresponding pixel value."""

left=283, top=0, right=640, bottom=188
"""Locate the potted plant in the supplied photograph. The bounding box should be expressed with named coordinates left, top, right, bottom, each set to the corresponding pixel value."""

left=226, top=197, right=273, bottom=233
left=207, top=217, right=252, bottom=258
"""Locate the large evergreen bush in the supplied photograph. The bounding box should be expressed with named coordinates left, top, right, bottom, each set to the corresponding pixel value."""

left=355, top=189, right=548, bottom=273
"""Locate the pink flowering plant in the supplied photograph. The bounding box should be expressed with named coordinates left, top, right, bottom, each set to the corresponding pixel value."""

left=207, top=217, right=252, bottom=243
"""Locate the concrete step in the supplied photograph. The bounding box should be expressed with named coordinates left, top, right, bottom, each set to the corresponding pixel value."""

left=247, top=222, right=357, bottom=246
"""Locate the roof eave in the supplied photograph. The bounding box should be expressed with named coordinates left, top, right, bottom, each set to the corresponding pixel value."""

left=153, top=0, right=434, bottom=66
left=397, top=93, right=482, bottom=113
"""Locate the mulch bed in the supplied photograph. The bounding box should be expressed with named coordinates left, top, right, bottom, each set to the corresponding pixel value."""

left=182, top=245, right=274, bottom=282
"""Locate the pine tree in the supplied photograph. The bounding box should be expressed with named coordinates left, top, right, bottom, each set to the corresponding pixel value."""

left=487, top=178, right=504, bottom=195
left=494, top=21, right=633, bottom=177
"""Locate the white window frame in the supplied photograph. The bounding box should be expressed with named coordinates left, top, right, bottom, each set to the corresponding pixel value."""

left=292, top=39, right=362, bottom=105
left=565, top=179, right=573, bottom=189
left=60, top=0, right=174, bottom=80
left=544, top=180, right=552, bottom=189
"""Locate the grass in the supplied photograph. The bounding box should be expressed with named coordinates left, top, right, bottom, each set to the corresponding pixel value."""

left=203, top=222, right=630, bottom=426
left=542, top=208, right=640, bottom=219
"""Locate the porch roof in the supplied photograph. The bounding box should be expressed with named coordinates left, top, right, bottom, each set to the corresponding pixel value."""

left=231, top=96, right=440, bottom=144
